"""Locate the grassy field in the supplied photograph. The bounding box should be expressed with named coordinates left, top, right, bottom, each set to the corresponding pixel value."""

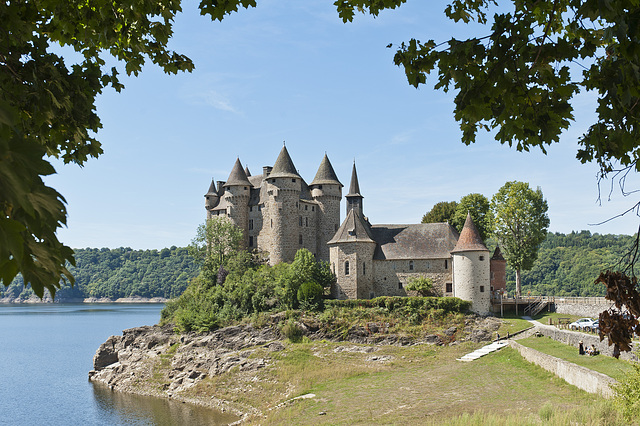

left=184, top=337, right=627, bottom=424
left=517, top=336, right=634, bottom=381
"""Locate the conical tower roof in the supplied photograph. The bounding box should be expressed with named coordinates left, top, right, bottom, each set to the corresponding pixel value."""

left=347, top=162, right=362, bottom=197
left=244, top=166, right=251, bottom=177
left=205, top=178, right=218, bottom=195
left=223, top=158, right=252, bottom=187
left=269, top=145, right=301, bottom=179
left=310, top=154, right=342, bottom=186
left=328, top=209, right=376, bottom=244
left=451, top=212, right=489, bottom=253
left=491, top=246, right=505, bottom=261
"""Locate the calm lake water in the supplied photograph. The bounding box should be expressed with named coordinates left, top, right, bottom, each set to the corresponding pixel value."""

left=0, top=304, right=238, bottom=425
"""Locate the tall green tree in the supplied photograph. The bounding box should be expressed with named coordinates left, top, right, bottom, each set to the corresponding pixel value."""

left=491, top=181, right=549, bottom=297
left=452, top=193, right=493, bottom=241
left=0, top=0, right=256, bottom=297
left=422, top=201, right=457, bottom=224
left=188, top=217, right=244, bottom=286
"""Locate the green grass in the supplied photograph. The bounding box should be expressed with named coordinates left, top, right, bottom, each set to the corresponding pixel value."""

left=214, top=342, right=609, bottom=424
left=495, top=317, right=533, bottom=337
left=518, top=336, right=633, bottom=381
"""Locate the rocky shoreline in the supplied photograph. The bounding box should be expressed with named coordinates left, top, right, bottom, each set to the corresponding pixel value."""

left=88, top=314, right=501, bottom=422
left=0, top=296, right=167, bottom=304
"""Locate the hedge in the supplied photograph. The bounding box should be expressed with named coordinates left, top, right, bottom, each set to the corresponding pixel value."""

left=325, top=296, right=471, bottom=313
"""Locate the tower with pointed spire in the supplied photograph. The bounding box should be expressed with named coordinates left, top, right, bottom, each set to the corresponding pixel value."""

left=204, top=146, right=343, bottom=265
left=310, top=154, right=343, bottom=262
left=345, top=162, right=363, bottom=217
left=450, top=212, right=491, bottom=314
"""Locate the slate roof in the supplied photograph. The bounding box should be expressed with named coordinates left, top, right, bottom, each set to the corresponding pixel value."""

left=205, top=179, right=218, bottom=195
left=346, top=163, right=362, bottom=197
left=244, top=166, right=251, bottom=177
left=223, top=158, right=252, bottom=187
left=451, top=213, right=489, bottom=253
left=371, top=223, right=459, bottom=260
left=310, top=154, right=342, bottom=186
left=269, top=145, right=301, bottom=179
left=491, top=246, right=505, bottom=261
left=328, top=209, right=376, bottom=244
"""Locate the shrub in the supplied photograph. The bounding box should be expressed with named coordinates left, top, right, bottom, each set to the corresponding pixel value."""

left=613, top=360, right=640, bottom=421
left=281, top=318, right=303, bottom=343
left=405, top=277, right=436, bottom=297
left=297, top=281, right=324, bottom=311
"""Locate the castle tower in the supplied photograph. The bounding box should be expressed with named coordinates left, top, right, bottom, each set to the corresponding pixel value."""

left=451, top=212, right=491, bottom=314
left=222, top=158, right=251, bottom=246
left=345, top=162, right=364, bottom=217
left=204, top=178, right=219, bottom=219
left=328, top=209, right=377, bottom=299
left=310, top=154, right=343, bottom=262
left=264, top=145, right=302, bottom=264
left=490, top=246, right=507, bottom=294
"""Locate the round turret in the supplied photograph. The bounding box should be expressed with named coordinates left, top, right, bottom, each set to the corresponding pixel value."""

left=451, top=213, right=491, bottom=314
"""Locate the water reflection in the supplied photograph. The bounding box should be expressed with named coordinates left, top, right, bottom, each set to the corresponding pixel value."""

left=92, top=383, right=240, bottom=425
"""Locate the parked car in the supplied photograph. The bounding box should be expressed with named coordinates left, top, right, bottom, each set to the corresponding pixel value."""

left=585, top=320, right=599, bottom=333
left=569, top=318, right=596, bottom=331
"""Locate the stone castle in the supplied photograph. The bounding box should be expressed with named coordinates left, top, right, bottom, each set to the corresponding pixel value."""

left=204, top=146, right=505, bottom=314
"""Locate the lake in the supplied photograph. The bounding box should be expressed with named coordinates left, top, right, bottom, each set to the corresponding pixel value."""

left=0, top=304, right=238, bottom=425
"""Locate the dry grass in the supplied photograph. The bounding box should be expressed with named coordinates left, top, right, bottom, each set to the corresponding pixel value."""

left=183, top=337, right=621, bottom=424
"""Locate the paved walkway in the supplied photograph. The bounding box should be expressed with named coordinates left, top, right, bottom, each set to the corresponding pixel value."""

left=456, top=340, right=509, bottom=362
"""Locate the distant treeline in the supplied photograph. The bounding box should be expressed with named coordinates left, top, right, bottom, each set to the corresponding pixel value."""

left=1, top=246, right=200, bottom=301
left=0, top=231, right=635, bottom=301
left=506, top=231, right=635, bottom=297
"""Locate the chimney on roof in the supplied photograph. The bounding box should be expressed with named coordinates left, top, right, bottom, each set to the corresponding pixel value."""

left=263, top=166, right=273, bottom=177
left=216, top=181, right=225, bottom=194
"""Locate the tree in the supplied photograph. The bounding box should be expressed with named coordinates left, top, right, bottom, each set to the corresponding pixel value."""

left=491, top=181, right=549, bottom=297
left=452, top=193, right=493, bottom=241
left=0, top=0, right=257, bottom=297
left=188, top=217, right=244, bottom=286
left=422, top=201, right=457, bottom=224
left=405, top=276, right=436, bottom=297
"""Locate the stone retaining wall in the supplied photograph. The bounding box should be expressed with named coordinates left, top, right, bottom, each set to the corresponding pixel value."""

left=509, top=340, right=616, bottom=398
left=553, top=303, right=607, bottom=318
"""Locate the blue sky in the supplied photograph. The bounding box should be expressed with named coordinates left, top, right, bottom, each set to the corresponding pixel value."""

left=46, top=1, right=640, bottom=250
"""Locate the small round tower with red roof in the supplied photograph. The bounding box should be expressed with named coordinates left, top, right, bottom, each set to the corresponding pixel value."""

left=451, top=212, right=491, bottom=314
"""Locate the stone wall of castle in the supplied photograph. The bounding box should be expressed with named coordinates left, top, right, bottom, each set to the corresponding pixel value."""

left=330, top=242, right=375, bottom=299
left=311, top=185, right=341, bottom=262
left=371, top=259, right=452, bottom=298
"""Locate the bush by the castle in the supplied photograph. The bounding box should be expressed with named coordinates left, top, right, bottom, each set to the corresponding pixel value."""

left=325, top=296, right=471, bottom=314
left=297, top=281, right=324, bottom=311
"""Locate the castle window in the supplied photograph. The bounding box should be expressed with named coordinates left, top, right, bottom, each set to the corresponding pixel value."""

left=409, top=261, right=414, bottom=271
left=398, top=282, right=403, bottom=290
left=270, top=219, right=273, bottom=228
left=249, top=236, right=254, bottom=247
left=305, top=205, right=308, bottom=211
left=446, top=283, right=453, bottom=293
left=479, top=255, right=485, bottom=261
left=445, top=259, right=448, bottom=269
left=249, top=220, right=254, bottom=230
left=305, top=217, right=308, bottom=227
left=249, top=206, right=252, bottom=212
left=299, top=234, right=303, bottom=245
left=345, top=261, right=350, bottom=275
left=335, top=224, right=338, bottom=232
left=369, top=292, right=374, bottom=299
left=363, top=262, right=366, bottom=275
left=271, top=179, right=275, bottom=183
left=244, top=186, right=247, bottom=190
left=299, top=216, right=302, bottom=226
left=292, top=178, right=296, bottom=183
left=312, top=206, right=315, bottom=211
left=491, top=272, right=495, bottom=280
left=480, top=286, right=485, bottom=293
left=318, top=185, right=323, bottom=189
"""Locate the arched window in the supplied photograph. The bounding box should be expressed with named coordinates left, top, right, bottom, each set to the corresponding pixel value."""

left=345, top=261, right=350, bottom=276
left=409, top=260, right=414, bottom=271
left=363, top=261, right=366, bottom=275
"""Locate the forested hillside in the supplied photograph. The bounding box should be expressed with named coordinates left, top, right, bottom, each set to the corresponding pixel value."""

left=0, top=247, right=200, bottom=302
left=506, top=231, right=635, bottom=297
